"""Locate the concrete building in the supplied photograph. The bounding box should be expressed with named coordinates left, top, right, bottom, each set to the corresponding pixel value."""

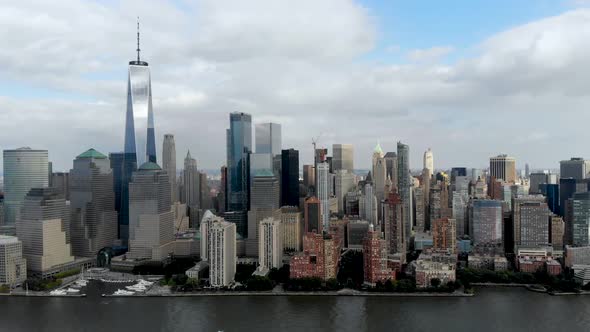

left=414, top=186, right=426, bottom=232
left=415, top=253, right=457, bottom=288
left=208, top=219, right=237, bottom=287
left=384, top=152, right=398, bottom=189
left=432, top=218, right=457, bottom=253
left=384, top=189, right=405, bottom=260
left=162, top=134, right=177, bottom=202
left=470, top=199, right=503, bottom=246
left=372, top=144, right=387, bottom=203
left=362, top=183, right=377, bottom=226
left=0, top=235, right=26, bottom=286
left=423, top=148, right=434, bottom=175
left=363, top=224, right=396, bottom=286
left=317, top=162, right=330, bottom=230
left=258, top=218, right=282, bottom=271
left=332, top=144, right=354, bottom=173
left=514, top=198, right=549, bottom=249
left=347, top=220, right=370, bottom=250
left=279, top=206, right=302, bottom=252
left=560, top=158, right=590, bottom=180
left=3, top=148, right=49, bottom=225
left=490, top=154, right=516, bottom=183
left=572, top=192, right=590, bottom=246
left=397, top=142, right=412, bottom=246
left=303, top=165, right=315, bottom=190
left=512, top=196, right=546, bottom=247
left=127, top=162, right=174, bottom=261
left=16, top=188, right=74, bottom=276
left=529, top=173, right=548, bottom=195
left=289, top=232, right=340, bottom=280
left=304, top=196, right=322, bottom=234
left=246, top=170, right=280, bottom=257
left=183, top=151, right=200, bottom=217
left=335, top=170, right=355, bottom=214
left=69, top=149, right=118, bottom=258
left=550, top=216, right=565, bottom=250
left=565, top=245, right=590, bottom=268
left=51, top=172, right=70, bottom=200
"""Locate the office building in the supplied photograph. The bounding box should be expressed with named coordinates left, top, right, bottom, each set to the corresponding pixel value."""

left=246, top=170, right=280, bottom=256
left=183, top=151, right=200, bottom=217
left=572, top=192, right=590, bottom=246
left=452, top=191, right=468, bottom=237
left=281, top=149, right=299, bottom=207
left=303, top=165, right=315, bottom=189
left=258, top=218, right=282, bottom=271
left=363, top=183, right=377, bottom=225
left=304, top=196, right=322, bottom=234
left=127, top=162, right=174, bottom=261
left=109, top=151, right=136, bottom=243
left=227, top=112, right=252, bottom=212
left=550, top=216, right=565, bottom=250
left=16, top=188, right=74, bottom=275
left=347, top=220, right=370, bottom=250
left=162, top=134, right=177, bottom=202
left=333, top=144, right=354, bottom=173
left=255, top=123, right=281, bottom=156
left=69, top=149, right=118, bottom=258
left=529, top=173, right=548, bottom=195
left=518, top=201, right=550, bottom=249
left=384, top=152, right=398, bottom=188
left=372, top=143, right=386, bottom=201
left=335, top=170, right=355, bottom=214
left=490, top=154, right=516, bottom=183
left=363, top=224, right=396, bottom=286
left=397, top=142, right=412, bottom=245
left=208, top=219, right=237, bottom=287
left=470, top=199, right=503, bottom=246
left=3, top=148, right=49, bottom=225
left=51, top=172, right=70, bottom=200
left=123, top=25, right=156, bottom=165
left=560, top=158, right=590, bottom=180
left=0, top=235, right=27, bottom=286
left=423, top=148, right=434, bottom=175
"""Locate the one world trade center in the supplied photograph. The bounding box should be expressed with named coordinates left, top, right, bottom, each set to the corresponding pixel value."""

left=124, top=19, right=156, bottom=166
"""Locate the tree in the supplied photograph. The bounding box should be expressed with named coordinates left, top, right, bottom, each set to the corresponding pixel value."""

left=430, top=278, right=441, bottom=288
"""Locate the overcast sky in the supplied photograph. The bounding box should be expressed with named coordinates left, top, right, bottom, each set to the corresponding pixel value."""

left=1, top=0, right=590, bottom=172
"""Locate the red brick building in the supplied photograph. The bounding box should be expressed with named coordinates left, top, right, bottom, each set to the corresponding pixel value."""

left=363, top=225, right=396, bottom=286
left=432, top=218, right=457, bottom=253
left=290, top=232, right=341, bottom=280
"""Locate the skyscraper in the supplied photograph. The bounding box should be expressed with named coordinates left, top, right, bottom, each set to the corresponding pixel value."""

left=281, top=149, right=300, bottom=207
left=304, top=196, right=321, bottom=233
left=255, top=123, right=282, bottom=156
left=518, top=201, right=550, bottom=248
left=560, top=158, right=590, bottom=180
left=69, top=149, right=118, bottom=257
left=3, top=148, right=49, bottom=225
left=470, top=199, right=503, bottom=246
left=16, top=188, right=74, bottom=276
left=384, top=189, right=405, bottom=259
left=127, top=162, right=174, bottom=261
left=335, top=170, right=355, bottom=214
left=208, top=219, right=237, bottom=287
left=227, top=112, right=252, bottom=212
left=258, top=217, right=282, bottom=271
left=363, top=224, right=395, bottom=286
left=317, top=162, right=330, bottom=230
left=162, top=134, right=177, bottom=202
left=489, top=154, right=516, bottom=183
left=397, top=142, right=412, bottom=245
left=384, top=152, right=398, bottom=188
left=423, top=148, right=434, bottom=175
left=124, top=21, right=156, bottom=166
left=432, top=218, right=457, bottom=253
left=572, top=192, right=590, bottom=246
left=183, top=151, right=200, bottom=216
left=333, top=144, right=354, bottom=173
left=109, top=152, right=136, bottom=243
left=303, top=165, right=315, bottom=189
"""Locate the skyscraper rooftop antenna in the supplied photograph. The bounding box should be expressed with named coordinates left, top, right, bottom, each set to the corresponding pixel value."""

left=136, top=16, right=141, bottom=62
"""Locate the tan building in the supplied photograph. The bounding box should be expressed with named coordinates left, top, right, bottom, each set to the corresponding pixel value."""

left=490, top=154, right=516, bottom=184
left=278, top=207, right=302, bottom=252
left=0, top=235, right=27, bottom=286
left=551, top=216, right=565, bottom=250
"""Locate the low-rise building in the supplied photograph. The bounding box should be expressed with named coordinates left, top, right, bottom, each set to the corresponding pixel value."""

left=573, top=265, right=590, bottom=286
left=185, top=261, right=209, bottom=282
left=415, top=252, right=457, bottom=288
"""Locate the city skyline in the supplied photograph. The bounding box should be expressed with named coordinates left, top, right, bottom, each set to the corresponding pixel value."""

left=3, top=1, right=590, bottom=171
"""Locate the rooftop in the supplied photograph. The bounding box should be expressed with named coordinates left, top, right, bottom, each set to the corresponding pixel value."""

left=138, top=161, right=162, bottom=171
left=0, top=235, right=20, bottom=245
left=77, top=148, right=107, bottom=159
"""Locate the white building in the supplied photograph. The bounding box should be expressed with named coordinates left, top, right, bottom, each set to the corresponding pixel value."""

left=423, top=148, right=434, bottom=175
left=335, top=170, right=355, bottom=214
left=0, top=235, right=27, bottom=286
left=258, top=218, right=282, bottom=271
left=209, top=220, right=237, bottom=287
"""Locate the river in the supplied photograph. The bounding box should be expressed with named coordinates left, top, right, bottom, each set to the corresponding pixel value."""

left=0, top=287, right=589, bottom=331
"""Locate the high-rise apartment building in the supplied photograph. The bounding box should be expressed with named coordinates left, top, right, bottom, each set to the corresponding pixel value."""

left=317, top=162, right=330, bottom=230
left=0, top=235, right=27, bottom=286
left=162, top=134, right=177, bottom=202
left=227, top=112, right=252, bottom=213
left=69, top=149, right=118, bottom=257
left=363, top=183, right=377, bottom=225
left=208, top=219, right=237, bottom=287
left=332, top=144, right=354, bottom=173
left=470, top=199, right=503, bottom=246
left=397, top=142, right=412, bottom=246
left=489, top=154, right=516, bottom=183
left=3, top=148, right=49, bottom=225
left=363, top=224, right=396, bottom=286
left=432, top=218, right=457, bottom=253
left=281, top=149, right=299, bottom=207
left=384, top=189, right=405, bottom=257
left=258, top=218, right=282, bottom=271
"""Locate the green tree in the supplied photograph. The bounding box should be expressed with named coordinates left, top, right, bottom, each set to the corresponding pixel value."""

left=430, top=278, right=441, bottom=288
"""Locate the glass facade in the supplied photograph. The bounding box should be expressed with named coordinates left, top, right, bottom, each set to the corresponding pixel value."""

left=255, top=123, right=281, bottom=156
left=281, top=149, right=300, bottom=207
left=2, top=148, right=49, bottom=225
left=227, top=112, right=252, bottom=212
left=572, top=192, right=590, bottom=246
left=124, top=63, right=156, bottom=166
left=109, top=152, right=136, bottom=245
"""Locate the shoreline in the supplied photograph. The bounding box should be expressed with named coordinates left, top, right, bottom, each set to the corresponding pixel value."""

left=102, top=291, right=474, bottom=298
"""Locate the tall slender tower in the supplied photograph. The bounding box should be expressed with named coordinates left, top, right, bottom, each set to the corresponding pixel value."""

left=124, top=18, right=156, bottom=166
left=162, top=134, right=177, bottom=202
left=423, top=148, right=434, bottom=176
left=397, top=142, right=412, bottom=247
left=183, top=151, right=200, bottom=214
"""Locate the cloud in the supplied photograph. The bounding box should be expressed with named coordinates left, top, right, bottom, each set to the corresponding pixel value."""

left=1, top=2, right=590, bottom=173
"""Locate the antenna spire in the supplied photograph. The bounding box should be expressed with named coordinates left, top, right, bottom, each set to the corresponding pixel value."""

left=136, top=16, right=141, bottom=62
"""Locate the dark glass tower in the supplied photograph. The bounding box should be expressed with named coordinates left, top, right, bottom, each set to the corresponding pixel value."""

left=281, top=149, right=300, bottom=207
left=110, top=152, right=136, bottom=245
left=227, top=112, right=252, bottom=212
